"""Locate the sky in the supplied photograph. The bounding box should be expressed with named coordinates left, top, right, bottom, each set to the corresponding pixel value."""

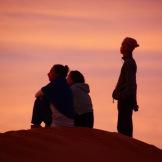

left=0, top=0, right=162, bottom=148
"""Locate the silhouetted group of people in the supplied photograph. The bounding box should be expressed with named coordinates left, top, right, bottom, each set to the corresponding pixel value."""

left=31, top=65, right=94, bottom=128
left=31, top=37, right=139, bottom=138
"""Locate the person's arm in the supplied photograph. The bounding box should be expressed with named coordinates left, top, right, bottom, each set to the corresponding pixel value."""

left=112, top=65, right=124, bottom=100
left=35, top=89, right=44, bottom=98
left=41, top=81, right=58, bottom=102
left=71, top=86, right=78, bottom=109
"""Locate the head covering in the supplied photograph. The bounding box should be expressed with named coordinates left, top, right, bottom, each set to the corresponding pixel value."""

left=122, top=37, right=139, bottom=48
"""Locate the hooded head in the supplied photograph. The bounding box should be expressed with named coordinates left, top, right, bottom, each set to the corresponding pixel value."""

left=67, top=70, right=85, bottom=86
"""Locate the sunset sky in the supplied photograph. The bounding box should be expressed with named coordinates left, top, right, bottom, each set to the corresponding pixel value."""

left=0, top=0, right=162, bottom=148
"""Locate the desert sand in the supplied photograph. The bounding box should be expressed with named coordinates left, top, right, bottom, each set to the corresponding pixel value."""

left=0, top=127, right=162, bottom=162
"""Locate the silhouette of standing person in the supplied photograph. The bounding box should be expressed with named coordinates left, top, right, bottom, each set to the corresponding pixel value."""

left=112, top=37, right=139, bottom=137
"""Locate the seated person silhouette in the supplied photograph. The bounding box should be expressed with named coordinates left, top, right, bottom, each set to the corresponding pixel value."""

left=67, top=70, right=94, bottom=128
left=31, top=64, right=75, bottom=128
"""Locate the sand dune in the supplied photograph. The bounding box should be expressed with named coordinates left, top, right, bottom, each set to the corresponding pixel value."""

left=0, top=127, right=162, bottom=162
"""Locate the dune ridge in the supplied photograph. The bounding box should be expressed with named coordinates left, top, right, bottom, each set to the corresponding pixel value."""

left=0, top=127, right=162, bottom=162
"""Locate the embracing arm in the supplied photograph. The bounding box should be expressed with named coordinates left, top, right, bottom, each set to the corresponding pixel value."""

left=35, top=89, right=44, bottom=98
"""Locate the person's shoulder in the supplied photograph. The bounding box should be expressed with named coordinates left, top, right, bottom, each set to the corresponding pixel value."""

left=124, top=58, right=137, bottom=72
left=131, top=57, right=136, bottom=63
left=71, top=83, right=82, bottom=92
left=130, top=58, right=137, bottom=68
left=71, top=84, right=78, bottom=90
left=71, top=83, right=90, bottom=93
left=125, top=58, right=136, bottom=66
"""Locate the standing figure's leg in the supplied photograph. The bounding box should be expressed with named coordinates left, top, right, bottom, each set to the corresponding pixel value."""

left=117, top=100, right=133, bottom=137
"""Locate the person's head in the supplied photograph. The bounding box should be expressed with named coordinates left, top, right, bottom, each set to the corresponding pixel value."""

left=67, top=70, right=85, bottom=86
left=120, top=37, right=139, bottom=57
left=48, top=64, right=69, bottom=81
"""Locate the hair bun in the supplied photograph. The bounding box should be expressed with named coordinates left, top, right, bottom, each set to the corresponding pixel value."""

left=64, top=65, right=69, bottom=73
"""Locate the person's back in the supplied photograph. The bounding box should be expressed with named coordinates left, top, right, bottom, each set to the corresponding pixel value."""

left=67, top=70, right=94, bottom=128
left=71, top=83, right=93, bottom=115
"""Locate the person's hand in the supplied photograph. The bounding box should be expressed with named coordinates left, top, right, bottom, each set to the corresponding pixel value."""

left=133, top=104, right=139, bottom=112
